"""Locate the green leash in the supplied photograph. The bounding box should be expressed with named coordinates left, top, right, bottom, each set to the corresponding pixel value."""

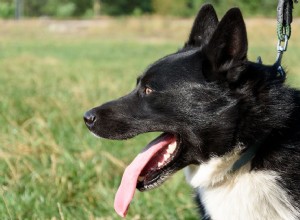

left=257, top=0, right=298, bottom=79
left=277, top=0, right=297, bottom=41
left=275, top=0, right=298, bottom=70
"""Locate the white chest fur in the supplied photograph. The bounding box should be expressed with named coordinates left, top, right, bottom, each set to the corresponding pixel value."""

left=184, top=151, right=299, bottom=220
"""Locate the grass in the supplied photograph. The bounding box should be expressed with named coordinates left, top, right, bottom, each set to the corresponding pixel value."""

left=0, top=17, right=300, bottom=219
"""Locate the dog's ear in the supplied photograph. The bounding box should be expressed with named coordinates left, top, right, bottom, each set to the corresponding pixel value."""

left=205, top=8, right=248, bottom=82
left=184, top=4, right=218, bottom=48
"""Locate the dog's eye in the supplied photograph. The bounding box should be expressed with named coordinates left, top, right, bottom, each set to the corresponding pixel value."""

left=144, top=87, right=153, bottom=95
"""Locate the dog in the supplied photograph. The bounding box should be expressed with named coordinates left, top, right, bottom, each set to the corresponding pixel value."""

left=84, top=4, right=300, bottom=220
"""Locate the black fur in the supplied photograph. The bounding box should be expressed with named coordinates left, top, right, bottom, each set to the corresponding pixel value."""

left=84, top=4, right=300, bottom=219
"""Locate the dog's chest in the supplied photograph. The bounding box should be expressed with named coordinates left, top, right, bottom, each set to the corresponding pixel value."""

left=196, top=171, right=298, bottom=220
left=185, top=158, right=299, bottom=220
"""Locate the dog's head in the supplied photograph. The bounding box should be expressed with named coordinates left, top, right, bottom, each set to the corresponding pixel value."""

left=84, top=4, right=287, bottom=217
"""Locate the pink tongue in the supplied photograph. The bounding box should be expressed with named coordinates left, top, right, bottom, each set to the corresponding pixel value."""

left=114, top=133, right=176, bottom=217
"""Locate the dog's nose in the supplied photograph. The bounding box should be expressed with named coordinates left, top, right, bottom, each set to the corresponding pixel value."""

left=84, top=110, right=96, bottom=127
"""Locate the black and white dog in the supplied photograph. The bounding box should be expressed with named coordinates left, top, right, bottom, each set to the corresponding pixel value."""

left=84, top=4, right=300, bottom=220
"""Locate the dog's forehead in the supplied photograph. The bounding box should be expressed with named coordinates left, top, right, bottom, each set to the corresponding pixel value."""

left=141, top=48, right=203, bottom=83
left=156, top=48, right=201, bottom=66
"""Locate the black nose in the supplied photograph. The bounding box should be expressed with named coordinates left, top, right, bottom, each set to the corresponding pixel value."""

left=84, top=110, right=96, bottom=127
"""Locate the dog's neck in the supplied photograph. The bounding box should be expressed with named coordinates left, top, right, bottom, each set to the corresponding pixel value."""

left=184, top=143, right=259, bottom=188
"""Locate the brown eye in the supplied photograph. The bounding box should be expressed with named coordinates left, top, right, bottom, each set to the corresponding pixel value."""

left=144, top=87, right=153, bottom=95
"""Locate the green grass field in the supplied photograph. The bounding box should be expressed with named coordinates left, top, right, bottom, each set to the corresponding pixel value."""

left=0, top=17, right=300, bottom=220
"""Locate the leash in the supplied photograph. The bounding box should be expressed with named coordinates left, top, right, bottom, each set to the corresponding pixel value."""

left=275, top=0, right=298, bottom=78
left=258, top=0, right=298, bottom=79
left=277, top=0, right=297, bottom=42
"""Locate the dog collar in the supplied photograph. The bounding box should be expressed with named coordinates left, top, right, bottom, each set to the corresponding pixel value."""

left=230, top=140, right=262, bottom=173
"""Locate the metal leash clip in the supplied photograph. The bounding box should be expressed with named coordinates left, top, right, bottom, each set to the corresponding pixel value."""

left=276, top=34, right=288, bottom=65
left=275, top=35, right=288, bottom=79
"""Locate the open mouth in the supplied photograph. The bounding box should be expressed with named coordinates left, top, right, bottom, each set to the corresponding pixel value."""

left=114, top=132, right=181, bottom=217
left=137, top=133, right=180, bottom=191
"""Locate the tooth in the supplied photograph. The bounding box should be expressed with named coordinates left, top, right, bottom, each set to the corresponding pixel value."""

left=158, top=162, right=163, bottom=167
left=164, top=154, right=170, bottom=160
left=168, top=142, right=177, bottom=153
left=138, top=176, right=145, bottom=182
left=167, top=148, right=173, bottom=154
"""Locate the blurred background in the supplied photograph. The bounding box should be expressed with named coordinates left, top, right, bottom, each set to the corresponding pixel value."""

left=0, top=0, right=300, bottom=219
left=2, top=0, right=300, bottom=18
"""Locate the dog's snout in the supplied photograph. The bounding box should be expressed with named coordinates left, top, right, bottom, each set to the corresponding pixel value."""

left=84, top=110, right=97, bottom=127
